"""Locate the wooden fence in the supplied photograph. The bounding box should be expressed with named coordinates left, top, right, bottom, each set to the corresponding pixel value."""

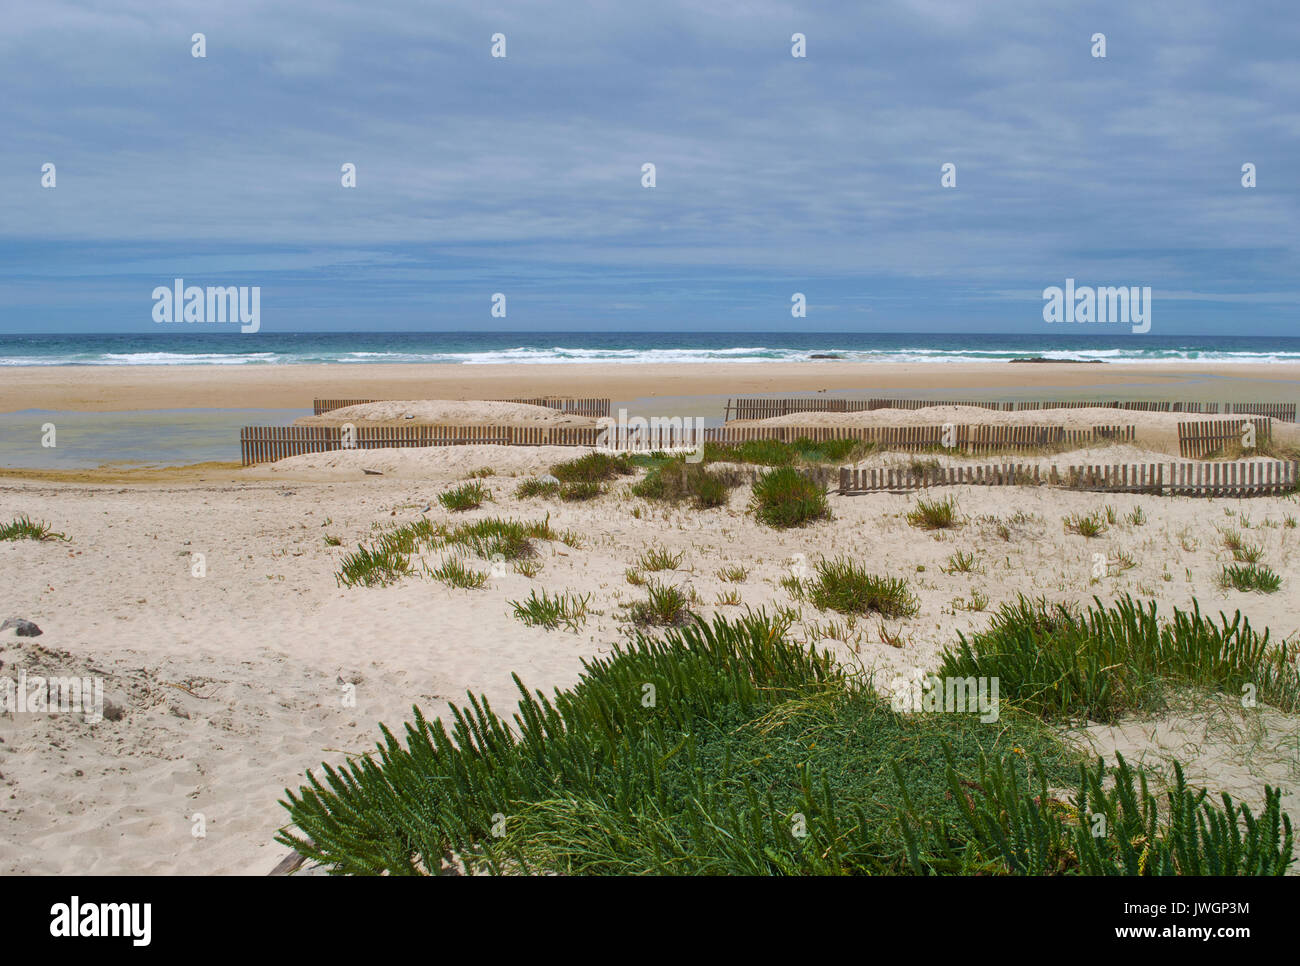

left=839, top=459, right=1299, bottom=497
left=1177, top=418, right=1272, bottom=459
left=241, top=422, right=1134, bottom=465
left=312, top=397, right=612, bottom=417
left=725, top=397, right=1296, bottom=422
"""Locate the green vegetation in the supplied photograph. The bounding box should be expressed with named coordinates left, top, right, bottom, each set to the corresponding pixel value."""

left=631, top=461, right=743, bottom=508
left=515, top=478, right=560, bottom=499
left=438, top=481, right=491, bottom=512
left=0, top=515, right=67, bottom=542
left=942, top=551, right=982, bottom=574
left=703, top=436, right=874, bottom=467
left=939, top=595, right=1300, bottom=723
left=637, top=546, right=683, bottom=572
left=560, top=481, right=602, bottom=502
left=1220, top=563, right=1282, bottom=594
left=804, top=556, right=920, bottom=619
left=428, top=557, right=489, bottom=590
left=335, top=516, right=561, bottom=587
left=510, top=589, right=592, bottom=632
left=550, top=452, right=634, bottom=483
left=750, top=466, right=830, bottom=528
left=336, top=543, right=414, bottom=588
left=1063, top=512, right=1108, bottom=538
left=628, top=580, right=695, bottom=627
left=906, top=496, right=958, bottom=531
left=279, top=609, right=1293, bottom=876
left=513, top=559, right=544, bottom=578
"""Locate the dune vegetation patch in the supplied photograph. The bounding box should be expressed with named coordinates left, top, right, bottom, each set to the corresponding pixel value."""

left=939, top=595, right=1300, bottom=724
left=750, top=466, right=831, bottom=528
left=279, top=608, right=1295, bottom=876
left=0, top=515, right=68, bottom=542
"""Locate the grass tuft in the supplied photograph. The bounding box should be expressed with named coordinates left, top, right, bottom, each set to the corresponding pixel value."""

left=438, top=481, right=491, bottom=512
left=510, top=589, right=591, bottom=631
left=805, top=556, right=920, bottom=619
left=0, top=515, right=68, bottom=542
left=906, top=497, right=958, bottom=531
left=750, top=467, right=830, bottom=528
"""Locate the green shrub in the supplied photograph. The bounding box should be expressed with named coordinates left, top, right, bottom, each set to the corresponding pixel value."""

left=0, top=515, right=67, bottom=541
left=805, top=556, right=920, bottom=618
left=551, top=452, right=634, bottom=483
left=1063, top=512, right=1108, bottom=538
left=906, top=497, right=958, bottom=530
left=1220, top=563, right=1281, bottom=594
left=336, top=544, right=413, bottom=588
left=511, top=589, right=591, bottom=631
left=515, top=478, right=560, bottom=499
left=938, top=595, right=1300, bottom=722
left=428, top=556, right=489, bottom=589
left=637, top=546, right=683, bottom=572
left=628, top=580, right=695, bottom=627
left=278, top=611, right=1292, bottom=876
left=438, top=481, right=491, bottom=512
left=750, top=467, right=830, bottom=528
left=560, top=481, right=602, bottom=502
left=631, top=460, right=742, bottom=508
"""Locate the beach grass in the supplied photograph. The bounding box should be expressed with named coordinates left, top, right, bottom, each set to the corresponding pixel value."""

left=279, top=609, right=1294, bottom=876
left=750, top=466, right=830, bottom=528
left=515, top=478, right=560, bottom=499
left=0, top=514, right=68, bottom=542
left=804, top=555, right=920, bottom=619
left=630, top=460, right=743, bottom=508
left=438, top=481, right=491, bottom=512
left=938, top=594, right=1300, bottom=722
left=906, top=496, right=959, bottom=530
left=628, top=580, right=695, bottom=627
left=550, top=452, right=635, bottom=483
left=428, top=556, right=489, bottom=589
left=510, top=589, right=592, bottom=631
left=1220, top=563, right=1282, bottom=593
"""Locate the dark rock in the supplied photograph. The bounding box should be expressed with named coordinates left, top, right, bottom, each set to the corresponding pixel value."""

left=1, top=619, right=41, bottom=637
left=1008, top=356, right=1105, bottom=364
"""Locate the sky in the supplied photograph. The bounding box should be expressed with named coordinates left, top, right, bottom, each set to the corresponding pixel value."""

left=1, top=0, right=1298, bottom=335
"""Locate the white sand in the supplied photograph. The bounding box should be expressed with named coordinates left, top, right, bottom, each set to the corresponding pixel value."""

left=3, top=400, right=1298, bottom=875
left=738, top=405, right=1300, bottom=456
left=295, top=399, right=596, bottom=429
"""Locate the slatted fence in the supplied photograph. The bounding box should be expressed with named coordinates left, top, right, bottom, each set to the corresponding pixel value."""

left=1177, top=418, right=1272, bottom=459
left=241, top=422, right=1134, bottom=465
left=725, top=397, right=1296, bottom=421
left=838, top=459, right=1298, bottom=497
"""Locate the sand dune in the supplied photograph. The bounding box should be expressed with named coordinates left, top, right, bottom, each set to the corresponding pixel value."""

left=3, top=439, right=1299, bottom=873
left=295, top=399, right=596, bottom=429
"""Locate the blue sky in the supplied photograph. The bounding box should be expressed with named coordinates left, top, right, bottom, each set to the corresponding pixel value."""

left=2, top=0, right=1298, bottom=334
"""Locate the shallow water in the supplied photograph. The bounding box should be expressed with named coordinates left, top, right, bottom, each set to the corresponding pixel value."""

left=0, top=408, right=309, bottom=469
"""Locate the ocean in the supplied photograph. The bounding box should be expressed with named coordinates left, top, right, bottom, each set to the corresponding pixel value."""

left=3, top=332, right=1300, bottom=367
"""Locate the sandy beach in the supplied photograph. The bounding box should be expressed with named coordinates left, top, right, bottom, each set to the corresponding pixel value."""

left=5, top=361, right=1300, bottom=414
left=3, top=377, right=1300, bottom=874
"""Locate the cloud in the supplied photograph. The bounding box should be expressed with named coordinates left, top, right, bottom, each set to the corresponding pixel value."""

left=1, top=0, right=1298, bottom=331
